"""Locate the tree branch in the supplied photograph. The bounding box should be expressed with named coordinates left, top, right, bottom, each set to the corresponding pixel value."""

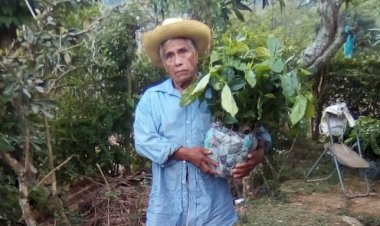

left=24, top=0, right=37, bottom=20
left=308, top=18, right=346, bottom=72
left=0, top=151, right=24, bottom=175
left=36, top=154, right=77, bottom=187
left=300, top=0, right=344, bottom=69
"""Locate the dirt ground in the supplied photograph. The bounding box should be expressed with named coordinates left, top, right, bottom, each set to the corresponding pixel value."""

left=237, top=177, right=380, bottom=226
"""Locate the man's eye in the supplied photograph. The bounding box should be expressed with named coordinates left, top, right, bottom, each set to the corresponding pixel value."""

left=179, top=49, right=188, bottom=54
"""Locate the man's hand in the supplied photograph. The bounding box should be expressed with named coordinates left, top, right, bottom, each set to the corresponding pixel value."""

left=171, top=147, right=219, bottom=175
left=231, top=140, right=265, bottom=179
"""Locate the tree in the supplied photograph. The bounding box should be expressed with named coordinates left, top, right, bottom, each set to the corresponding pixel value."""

left=0, top=0, right=97, bottom=224
left=0, top=0, right=34, bottom=48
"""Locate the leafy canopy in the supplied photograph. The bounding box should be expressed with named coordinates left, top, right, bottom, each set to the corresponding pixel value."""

left=181, top=31, right=314, bottom=129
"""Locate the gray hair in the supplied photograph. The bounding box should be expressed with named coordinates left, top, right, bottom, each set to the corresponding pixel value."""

left=159, top=38, right=196, bottom=62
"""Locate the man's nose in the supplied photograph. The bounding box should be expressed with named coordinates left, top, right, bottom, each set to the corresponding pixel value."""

left=174, top=55, right=183, bottom=66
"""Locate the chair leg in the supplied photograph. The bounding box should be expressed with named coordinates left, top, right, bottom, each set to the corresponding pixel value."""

left=304, top=148, right=336, bottom=182
left=330, top=130, right=371, bottom=198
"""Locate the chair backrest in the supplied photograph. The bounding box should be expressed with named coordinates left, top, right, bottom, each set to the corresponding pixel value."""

left=319, top=103, right=356, bottom=137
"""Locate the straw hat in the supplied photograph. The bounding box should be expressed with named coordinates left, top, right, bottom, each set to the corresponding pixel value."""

left=142, top=18, right=211, bottom=67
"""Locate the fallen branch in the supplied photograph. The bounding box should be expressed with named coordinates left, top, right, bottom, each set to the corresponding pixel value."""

left=277, top=134, right=299, bottom=179
left=36, top=154, right=77, bottom=187
left=96, top=163, right=110, bottom=226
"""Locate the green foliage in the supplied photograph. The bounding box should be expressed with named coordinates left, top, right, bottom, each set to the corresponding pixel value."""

left=52, top=6, right=147, bottom=179
left=131, top=54, right=166, bottom=95
left=148, top=0, right=266, bottom=32
left=0, top=0, right=31, bottom=28
left=346, top=116, right=380, bottom=158
left=29, top=185, right=51, bottom=210
left=181, top=32, right=314, bottom=129
left=369, top=28, right=380, bottom=46
left=0, top=166, right=21, bottom=223
left=327, top=59, right=380, bottom=118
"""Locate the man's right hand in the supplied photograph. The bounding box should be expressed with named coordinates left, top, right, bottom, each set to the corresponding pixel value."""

left=171, top=147, right=219, bottom=175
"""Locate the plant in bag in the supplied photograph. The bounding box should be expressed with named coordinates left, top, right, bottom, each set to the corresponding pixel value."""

left=180, top=32, right=314, bottom=177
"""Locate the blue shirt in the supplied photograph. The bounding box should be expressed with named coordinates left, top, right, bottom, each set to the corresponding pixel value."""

left=134, top=78, right=238, bottom=226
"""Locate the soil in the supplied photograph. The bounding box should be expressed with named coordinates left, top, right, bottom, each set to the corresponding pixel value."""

left=237, top=176, right=380, bottom=226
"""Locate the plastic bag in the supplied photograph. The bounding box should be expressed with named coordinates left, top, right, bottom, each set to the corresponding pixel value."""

left=204, top=122, right=258, bottom=177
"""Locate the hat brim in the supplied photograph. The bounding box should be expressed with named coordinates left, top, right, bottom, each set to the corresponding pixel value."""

left=143, top=20, right=211, bottom=67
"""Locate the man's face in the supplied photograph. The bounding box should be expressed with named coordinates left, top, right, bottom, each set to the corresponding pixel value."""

left=161, top=38, right=198, bottom=91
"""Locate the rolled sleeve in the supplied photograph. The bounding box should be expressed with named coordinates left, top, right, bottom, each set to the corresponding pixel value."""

left=134, top=93, right=182, bottom=165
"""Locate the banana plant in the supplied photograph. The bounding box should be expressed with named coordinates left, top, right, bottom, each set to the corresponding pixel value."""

left=181, top=32, right=315, bottom=130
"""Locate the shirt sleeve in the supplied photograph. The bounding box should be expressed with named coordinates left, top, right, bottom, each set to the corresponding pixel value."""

left=133, top=92, right=182, bottom=165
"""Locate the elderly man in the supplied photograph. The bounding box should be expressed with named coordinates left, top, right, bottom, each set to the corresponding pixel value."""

left=133, top=18, right=265, bottom=226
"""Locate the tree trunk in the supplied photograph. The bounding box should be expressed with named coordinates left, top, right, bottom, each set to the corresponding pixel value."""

left=0, top=151, right=37, bottom=226
left=18, top=175, right=37, bottom=226
left=311, top=66, right=328, bottom=140
left=0, top=120, right=38, bottom=226
left=300, top=0, right=346, bottom=72
left=299, top=0, right=348, bottom=139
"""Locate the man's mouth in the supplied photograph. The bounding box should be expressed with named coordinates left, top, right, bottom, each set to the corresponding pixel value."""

left=175, top=70, right=188, bottom=75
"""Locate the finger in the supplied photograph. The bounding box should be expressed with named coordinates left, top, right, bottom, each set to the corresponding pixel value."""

left=231, top=167, right=250, bottom=175
left=203, top=156, right=219, bottom=167
left=234, top=159, right=256, bottom=169
left=200, top=162, right=219, bottom=175
left=201, top=147, right=213, bottom=155
left=233, top=173, right=248, bottom=179
left=231, top=169, right=250, bottom=179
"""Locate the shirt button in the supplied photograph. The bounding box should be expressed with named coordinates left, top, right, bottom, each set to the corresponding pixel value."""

left=183, top=160, right=186, bottom=163
left=186, top=120, right=190, bottom=124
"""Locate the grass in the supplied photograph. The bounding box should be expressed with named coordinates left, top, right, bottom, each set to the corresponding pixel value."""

left=236, top=196, right=341, bottom=226
left=235, top=139, right=380, bottom=226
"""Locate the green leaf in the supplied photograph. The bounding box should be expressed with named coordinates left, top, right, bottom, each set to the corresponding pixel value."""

left=234, top=0, right=253, bottom=12
left=191, top=73, right=210, bottom=95
left=290, top=95, right=307, bottom=125
left=227, top=59, right=246, bottom=71
left=221, top=84, right=238, bottom=117
left=210, top=50, right=220, bottom=64
left=255, top=47, right=271, bottom=59
left=224, top=114, right=238, bottom=124
left=210, top=77, right=224, bottom=91
left=245, top=69, right=256, bottom=88
left=264, top=93, right=276, bottom=99
left=180, top=82, right=197, bottom=106
left=222, top=68, right=235, bottom=82
left=300, top=68, right=311, bottom=76
left=229, top=78, right=246, bottom=91
left=253, top=63, right=271, bottom=76
left=64, top=53, right=71, bottom=64
left=267, top=36, right=282, bottom=58
left=281, top=70, right=299, bottom=102
left=257, top=96, right=263, bottom=120
left=267, top=58, right=284, bottom=73
left=227, top=41, right=249, bottom=55
left=242, top=109, right=256, bottom=119
left=304, top=91, right=315, bottom=119
left=236, top=33, right=247, bottom=42
left=233, top=8, right=245, bottom=21
left=0, top=137, right=14, bottom=152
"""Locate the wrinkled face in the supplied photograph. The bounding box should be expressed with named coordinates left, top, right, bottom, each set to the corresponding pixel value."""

left=160, top=38, right=198, bottom=92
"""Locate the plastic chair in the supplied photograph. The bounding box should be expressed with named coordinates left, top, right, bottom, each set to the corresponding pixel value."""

left=304, top=103, right=371, bottom=198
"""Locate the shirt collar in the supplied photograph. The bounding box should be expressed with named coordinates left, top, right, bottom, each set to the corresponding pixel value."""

left=155, top=73, right=201, bottom=97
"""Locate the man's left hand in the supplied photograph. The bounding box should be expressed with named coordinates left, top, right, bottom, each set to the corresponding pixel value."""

left=231, top=140, right=265, bottom=179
